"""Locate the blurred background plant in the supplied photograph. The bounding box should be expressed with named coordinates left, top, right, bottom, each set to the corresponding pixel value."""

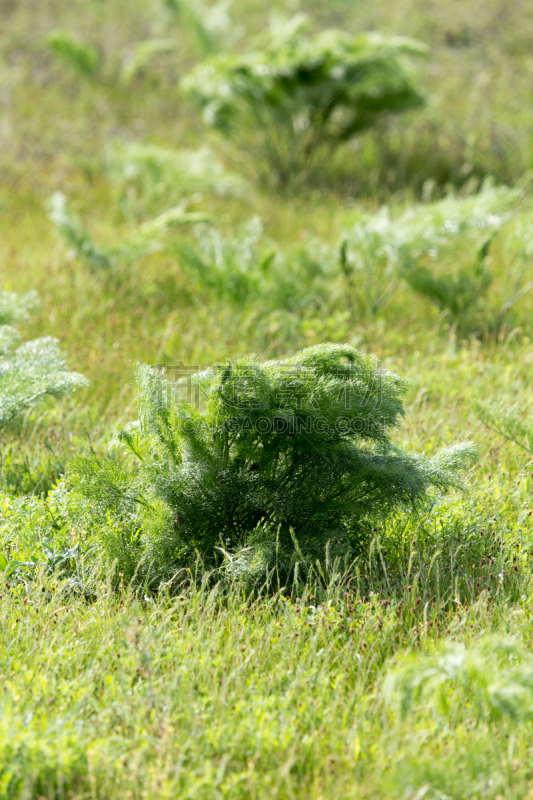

left=476, top=397, right=533, bottom=458
left=46, top=29, right=100, bottom=80
left=0, top=290, right=89, bottom=495
left=0, top=290, right=88, bottom=430
left=183, top=16, right=429, bottom=188
left=48, top=191, right=213, bottom=273
left=104, top=142, right=243, bottom=219
left=384, top=635, right=533, bottom=726
left=164, top=0, right=241, bottom=54
left=338, top=185, right=532, bottom=335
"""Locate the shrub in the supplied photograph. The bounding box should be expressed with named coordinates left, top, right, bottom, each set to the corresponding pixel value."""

left=384, top=636, right=533, bottom=724
left=0, top=290, right=39, bottom=326
left=0, top=291, right=88, bottom=431
left=340, top=185, right=521, bottom=322
left=182, top=18, right=428, bottom=186
left=106, top=142, right=243, bottom=217
left=404, top=236, right=495, bottom=336
left=475, top=398, right=533, bottom=456
left=175, top=217, right=270, bottom=306
left=175, top=218, right=337, bottom=312
left=68, top=344, right=475, bottom=587
left=48, top=192, right=209, bottom=273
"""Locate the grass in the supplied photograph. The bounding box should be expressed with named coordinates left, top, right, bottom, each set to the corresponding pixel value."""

left=1, top=0, right=533, bottom=795
left=1, top=507, right=533, bottom=800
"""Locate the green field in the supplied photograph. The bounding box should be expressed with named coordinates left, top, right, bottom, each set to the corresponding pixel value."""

left=1, top=0, right=533, bottom=796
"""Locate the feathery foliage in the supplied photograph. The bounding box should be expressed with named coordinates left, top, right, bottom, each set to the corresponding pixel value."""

left=183, top=19, right=428, bottom=185
left=341, top=185, right=521, bottom=320
left=175, top=217, right=270, bottom=305
left=475, top=398, right=533, bottom=456
left=405, top=236, right=495, bottom=334
left=106, top=142, right=243, bottom=216
left=175, top=217, right=339, bottom=313
left=0, top=292, right=88, bottom=431
left=384, top=636, right=533, bottom=724
left=48, top=192, right=209, bottom=272
left=68, top=344, right=475, bottom=586
left=4, top=0, right=533, bottom=795
left=49, top=192, right=114, bottom=271
left=0, top=290, right=39, bottom=326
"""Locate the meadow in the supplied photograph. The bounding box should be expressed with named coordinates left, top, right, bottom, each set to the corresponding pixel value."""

left=1, top=0, right=533, bottom=796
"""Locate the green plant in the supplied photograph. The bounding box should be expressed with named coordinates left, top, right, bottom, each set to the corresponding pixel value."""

left=182, top=18, right=428, bottom=185
left=48, top=192, right=210, bottom=272
left=6, top=1, right=533, bottom=795
left=49, top=192, right=115, bottom=271
left=0, top=293, right=89, bottom=496
left=475, top=398, right=533, bottom=457
left=0, top=486, right=82, bottom=587
left=339, top=210, right=408, bottom=316
left=68, top=344, right=475, bottom=587
left=384, top=636, right=533, bottom=724
left=0, top=291, right=88, bottom=431
left=120, top=38, right=179, bottom=83
left=106, top=142, right=243, bottom=217
left=175, top=217, right=271, bottom=305
left=175, top=219, right=340, bottom=313
left=47, top=29, right=100, bottom=79
left=164, top=0, right=237, bottom=54
left=340, top=185, right=520, bottom=319
left=263, top=234, right=343, bottom=315
left=404, top=236, right=495, bottom=336
left=0, top=290, right=39, bottom=326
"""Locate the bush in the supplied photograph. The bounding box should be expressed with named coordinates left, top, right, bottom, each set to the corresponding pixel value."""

left=174, top=218, right=337, bottom=312
left=0, top=291, right=88, bottom=432
left=0, top=290, right=38, bottom=326
left=105, top=142, right=243, bottom=216
left=175, top=217, right=272, bottom=306
left=404, top=236, right=495, bottom=336
left=182, top=18, right=428, bottom=186
left=384, top=636, right=533, bottom=724
left=68, top=344, right=475, bottom=588
left=340, top=184, right=521, bottom=324
left=48, top=192, right=209, bottom=273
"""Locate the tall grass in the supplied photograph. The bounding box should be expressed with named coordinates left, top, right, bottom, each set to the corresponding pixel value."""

left=0, top=516, right=532, bottom=800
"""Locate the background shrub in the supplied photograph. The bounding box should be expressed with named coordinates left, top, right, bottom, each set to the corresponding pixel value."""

left=340, top=184, right=523, bottom=328
left=0, top=291, right=88, bottom=431
left=105, top=142, right=243, bottom=218
left=183, top=19, right=428, bottom=186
